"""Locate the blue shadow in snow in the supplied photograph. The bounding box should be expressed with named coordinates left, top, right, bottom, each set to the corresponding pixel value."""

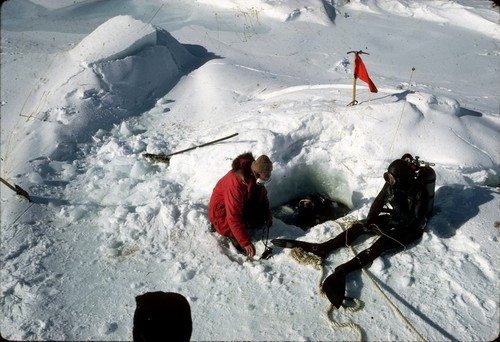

left=322, top=0, right=337, bottom=24
left=429, top=185, right=496, bottom=239
left=457, top=107, right=483, bottom=118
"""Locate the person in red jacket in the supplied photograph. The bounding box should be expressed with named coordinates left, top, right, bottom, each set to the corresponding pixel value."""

left=209, top=152, right=273, bottom=257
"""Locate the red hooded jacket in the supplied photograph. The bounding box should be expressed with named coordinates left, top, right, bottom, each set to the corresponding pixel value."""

left=208, top=153, right=272, bottom=248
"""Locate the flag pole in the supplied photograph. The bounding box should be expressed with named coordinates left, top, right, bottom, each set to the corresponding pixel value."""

left=347, top=50, right=370, bottom=106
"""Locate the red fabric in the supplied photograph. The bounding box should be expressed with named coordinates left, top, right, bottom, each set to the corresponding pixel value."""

left=354, top=54, right=378, bottom=93
left=208, top=157, right=271, bottom=248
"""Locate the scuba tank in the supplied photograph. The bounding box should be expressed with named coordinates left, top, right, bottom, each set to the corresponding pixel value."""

left=401, top=154, right=436, bottom=217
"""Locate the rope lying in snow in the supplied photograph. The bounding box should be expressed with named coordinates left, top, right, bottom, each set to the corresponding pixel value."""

left=10, top=202, right=35, bottom=226
left=324, top=304, right=362, bottom=341
left=386, top=67, right=415, bottom=162
left=289, top=247, right=363, bottom=340
left=339, top=217, right=426, bottom=342
left=289, top=217, right=426, bottom=341
left=290, top=247, right=323, bottom=271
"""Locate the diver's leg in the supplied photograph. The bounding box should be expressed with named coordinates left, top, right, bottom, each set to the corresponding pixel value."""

left=322, top=235, right=395, bottom=308
left=272, top=222, right=367, bottom=259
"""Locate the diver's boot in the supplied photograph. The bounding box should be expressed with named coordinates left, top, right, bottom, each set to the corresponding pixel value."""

left=322, top=270, right=347, bottom=309
left=322, top=257, right=363, bottom=309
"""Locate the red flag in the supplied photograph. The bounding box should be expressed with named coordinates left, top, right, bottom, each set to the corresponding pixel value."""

left=354, top=54, right=378, bottom=93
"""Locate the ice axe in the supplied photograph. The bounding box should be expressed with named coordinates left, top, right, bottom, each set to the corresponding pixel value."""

left=143, top=133, right=239, bottom=164
left=347, top=50, right=373, bottom=106
left=0, top=177, right=31, bottom=202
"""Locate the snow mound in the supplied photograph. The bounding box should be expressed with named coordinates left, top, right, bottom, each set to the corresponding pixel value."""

left=4, top=15, right=199, bottom=176
left=69, top=16, right=157, bottom=65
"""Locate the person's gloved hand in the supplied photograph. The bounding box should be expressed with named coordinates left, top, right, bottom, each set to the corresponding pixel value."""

left=243, top=243, right=256, bottom=257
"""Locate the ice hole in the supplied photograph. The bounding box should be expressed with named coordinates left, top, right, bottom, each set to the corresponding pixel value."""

left=272, top=192, right=350, bottom=230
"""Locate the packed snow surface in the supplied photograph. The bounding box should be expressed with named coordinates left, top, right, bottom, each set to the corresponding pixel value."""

left=1, top=0, right=499, bottom=341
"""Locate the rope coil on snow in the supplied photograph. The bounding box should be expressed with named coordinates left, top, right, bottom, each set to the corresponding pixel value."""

left=289, top=247, right=364, bottom=340
left=290, top=247, right=323, bottom=271
left=341, top=297, right=364, bottom=313
left=325, top=304, right=362, bottom=341
left=289, top=247, right=324, bottom=292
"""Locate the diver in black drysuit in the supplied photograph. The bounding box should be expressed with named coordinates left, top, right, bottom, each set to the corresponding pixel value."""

left=272, top=156, right=436, bottom=308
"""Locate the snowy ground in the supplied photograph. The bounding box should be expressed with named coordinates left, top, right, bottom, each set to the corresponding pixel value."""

left=1, top=0, right=499, bottom=341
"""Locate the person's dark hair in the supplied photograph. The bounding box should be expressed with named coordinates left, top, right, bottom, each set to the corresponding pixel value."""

left=133, top=291, right=192, bottom=342
left=232, top=152, right=254, bottom=171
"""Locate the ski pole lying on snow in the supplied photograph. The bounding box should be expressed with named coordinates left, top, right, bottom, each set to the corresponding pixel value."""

left=0, top=177, right=31, bottom=202
left=143, top=133, right=239, bottom=164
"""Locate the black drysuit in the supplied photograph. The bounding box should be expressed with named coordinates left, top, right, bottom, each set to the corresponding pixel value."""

left=272, top=162, right=435, bottom=308
left=320, top=172, right=433, bottom=307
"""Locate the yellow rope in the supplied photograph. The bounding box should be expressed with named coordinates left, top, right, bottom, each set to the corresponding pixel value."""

left=358, top=265, right=425, bottom=342
left=387, top=68, right=414, bottom=158
left=289, top=247, right=364, bottom=340
left=288, top=217, right=426, bottom=341
left=289, top=247, right=323, bottom=271
left=369, top=223, right=407, bottom=252
left=324, top=304, right=362, bottom=341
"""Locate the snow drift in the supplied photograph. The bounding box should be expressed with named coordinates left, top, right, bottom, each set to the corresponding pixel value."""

left=3, top=15, right=201, bottom=176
